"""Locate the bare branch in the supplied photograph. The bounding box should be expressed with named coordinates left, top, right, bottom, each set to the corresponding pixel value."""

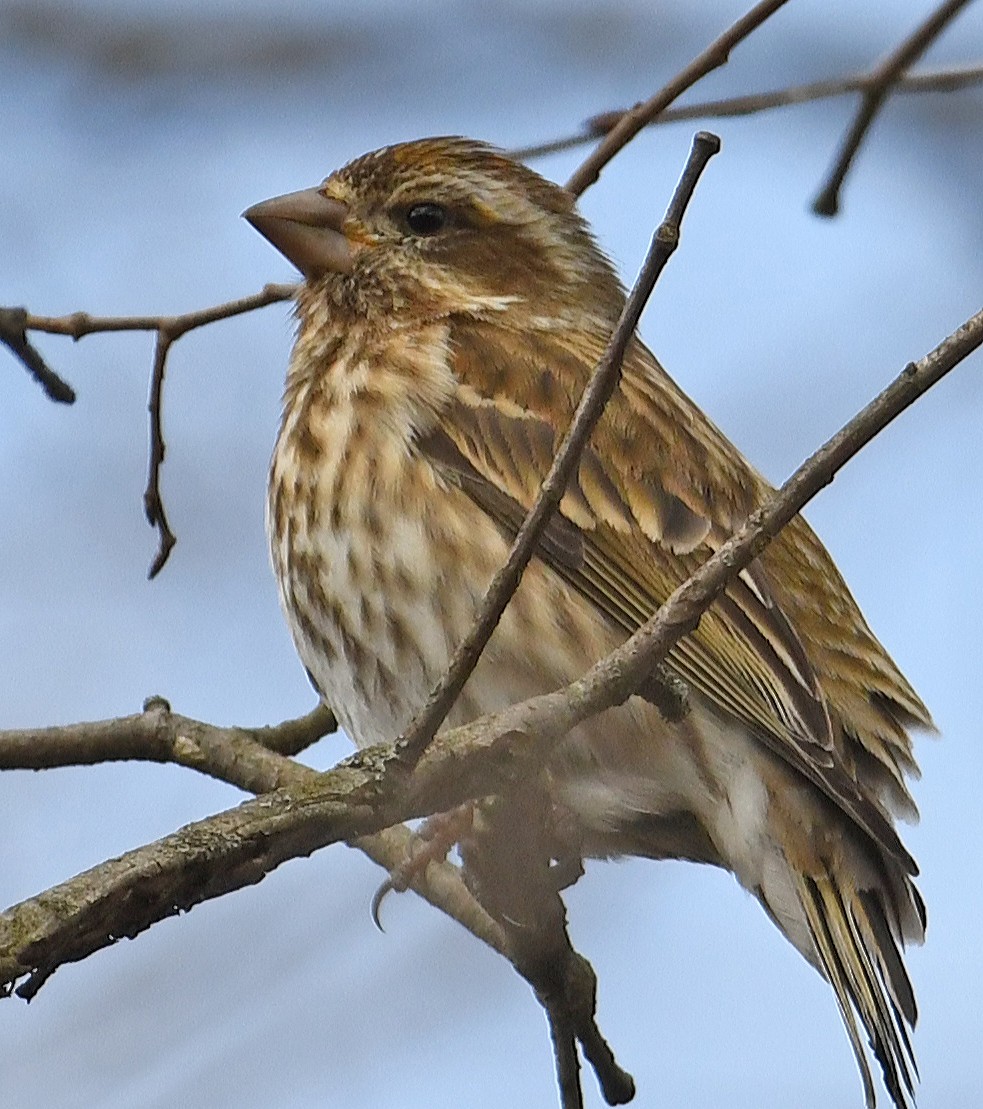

left=6, top=283, right=298, bottom=575
left=20, top=283, right=297, bottom=339
left=0, top=307, right=76, bottom=403
left=0, top=698, right=504, bottom=998
left=144, top=330, right=178, bottom=577
left=463, top=784, right=636, bottom=1106
left=564, top=0, right=790, bottom=196
left=534, top=304, right=983, bottom=740
left=550, top=1011, right=584, bottom=1109
left=813, top=0, right=975, bottom=216
left=398, top=131, right=720, bottom=768
left=0, top=698, right=335, bottom=775
left=511, top=62, right=983, bottom=161
left=0, top=698, right=533, bottom=998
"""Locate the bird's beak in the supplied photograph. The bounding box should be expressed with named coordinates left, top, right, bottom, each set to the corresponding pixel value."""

left=243, top=188, right=354, bottom=277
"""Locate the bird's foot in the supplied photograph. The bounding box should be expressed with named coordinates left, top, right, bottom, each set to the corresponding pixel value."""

left=370, top=803, right=475, bottom=928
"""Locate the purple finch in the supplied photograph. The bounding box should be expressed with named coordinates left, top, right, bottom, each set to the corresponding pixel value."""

left=246, top=137, right=930, bottom=1109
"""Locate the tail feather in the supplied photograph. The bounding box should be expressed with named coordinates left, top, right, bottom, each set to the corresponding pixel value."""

left=795, top=869, right=919, bottom=1109
left=859, top=888, right=917, bottom=1027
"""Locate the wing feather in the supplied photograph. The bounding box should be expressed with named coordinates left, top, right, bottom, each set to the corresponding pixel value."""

left=424, top=318, right=931, bottom=866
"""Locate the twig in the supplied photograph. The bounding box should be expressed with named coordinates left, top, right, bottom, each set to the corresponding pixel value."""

left=564, top=0, right=790, bottom=196
left=11, top=283, right=297, bottom=576
left=510, top=62, right=983, bottom=161
left=813, top=0, right=975, bottom=216
left=144, top=330, right=177, bottom=577
left=0, top=307, right=76, bottom=403
left=0, top=699, right=336, bottom=773
left=549, top=1010, right=584, bottom=1109
left=543, top=304, right=983, bottom=741
left=20, top=284, right=297, bottom=339
left=397, top=131, right=721, bottom=767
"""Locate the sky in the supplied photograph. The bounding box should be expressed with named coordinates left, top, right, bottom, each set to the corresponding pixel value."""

left=1, top=2, right=982, bottom=1108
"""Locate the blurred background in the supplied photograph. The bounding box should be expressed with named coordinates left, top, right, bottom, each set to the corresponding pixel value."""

left=2, top=1, right=981, bottom=1107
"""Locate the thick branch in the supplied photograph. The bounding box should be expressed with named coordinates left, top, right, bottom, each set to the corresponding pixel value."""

left=0, top=698, right=503, bottom=965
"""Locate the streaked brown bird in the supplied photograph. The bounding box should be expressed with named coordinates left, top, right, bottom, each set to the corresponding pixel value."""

left=245, top=137, right=931, bottom=1109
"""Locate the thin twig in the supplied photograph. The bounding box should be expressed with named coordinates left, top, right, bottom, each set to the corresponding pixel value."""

left=550, top=1011, right=584, bottom=1109
left=547, top=304, right=983, bottom=738
left=397, top=131, right=721, bottom=767
left=145, top=330, right=177, bottom=577
left=510, top=62, right=983, bottom=161
left=9, top=283, right=296, bottom=577
left=564, top=0, right=790, bottom=196
left=0, top=307, right=76, bottom=403
left=813, top=0, right=975, bottom=216
left=20, top=283, right=297, bottom=339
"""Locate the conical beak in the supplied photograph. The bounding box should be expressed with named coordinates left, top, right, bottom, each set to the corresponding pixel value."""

left=243, top=188, right=354, bottom=277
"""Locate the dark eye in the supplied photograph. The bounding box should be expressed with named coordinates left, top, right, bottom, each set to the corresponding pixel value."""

left=405, top=203, right=448, bottom=236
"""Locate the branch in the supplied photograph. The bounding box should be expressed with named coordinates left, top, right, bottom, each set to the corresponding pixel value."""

left=20, top=284, right=297, bottom=339
left=5, top=283, right=297, bottom=577
left=510, top=62, right=983, bottom=161
left=397, top=131, right=720, bottom=767
left=564, top=0, right=791, bottom=196
left=144, top=331, right=177, bottom=577
left=3, top=301, right=978, bottom=1007
left=813, top=0, right=975, bottom=216
left=0, top=307, right=76, bottom=403
left=0, top=697, right=506, bottom=999
left=462, top=784, right=636, bottom=1107
left=0, top=697, right=335, bottom=776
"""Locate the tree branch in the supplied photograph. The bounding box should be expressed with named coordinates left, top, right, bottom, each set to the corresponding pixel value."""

left=5, top=283, right=297, bottom=576
left=510, top=62, right=983, bottom=161
left=0, top=307, right=76, bottom=403
left=0, top=697, right=507, bottom=1000
left=0, top=697, right=335, bottom=775
left=20, top=283, right=297, bottom=340
left=813, top=0, right=976, bottom=216
left=564, top=0, right=791, bottom=196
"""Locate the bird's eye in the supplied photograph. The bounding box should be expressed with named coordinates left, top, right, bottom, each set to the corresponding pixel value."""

left=404, top=203, right=448, bottom=236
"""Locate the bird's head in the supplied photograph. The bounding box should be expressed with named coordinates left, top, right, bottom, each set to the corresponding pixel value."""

left=244, top=136, right=624, bottom=328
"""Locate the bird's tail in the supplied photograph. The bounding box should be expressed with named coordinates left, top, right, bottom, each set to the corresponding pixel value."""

left=791, top=861, right=924, bottom=1109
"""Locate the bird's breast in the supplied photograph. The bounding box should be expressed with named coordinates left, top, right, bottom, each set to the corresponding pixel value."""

left=265, top=321, right=588, bottom=748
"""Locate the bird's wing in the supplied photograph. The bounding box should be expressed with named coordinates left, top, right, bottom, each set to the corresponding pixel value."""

left=420, top=317, right=931, bottom=866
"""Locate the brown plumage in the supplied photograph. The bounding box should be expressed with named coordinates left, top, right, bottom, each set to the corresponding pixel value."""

left=246, top=136, right=932, bottom=1108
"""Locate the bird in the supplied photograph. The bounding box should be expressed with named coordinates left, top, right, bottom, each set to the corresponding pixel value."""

left=244, top=136, right=932, bottom=1109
